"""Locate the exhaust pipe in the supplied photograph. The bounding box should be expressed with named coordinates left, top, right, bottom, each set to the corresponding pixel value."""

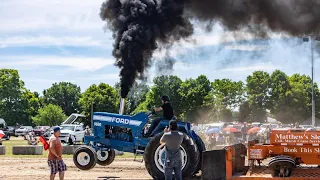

left=119, top=98, right=125, bottom=115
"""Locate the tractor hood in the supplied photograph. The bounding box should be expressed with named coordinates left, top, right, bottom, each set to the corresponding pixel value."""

left=93, top=112, right=145, bottom=127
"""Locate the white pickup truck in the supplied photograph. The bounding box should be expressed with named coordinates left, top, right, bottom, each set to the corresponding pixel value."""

left=42, top=113, right=87, bottom=143
left=59, top=124, right=85, bottom=143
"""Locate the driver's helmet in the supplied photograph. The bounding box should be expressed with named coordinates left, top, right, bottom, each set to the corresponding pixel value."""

left=161, top=95, right=170, bottom=102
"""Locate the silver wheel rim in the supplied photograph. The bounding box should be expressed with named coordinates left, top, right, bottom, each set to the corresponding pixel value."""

left=154, top=144, right=187, bottom=173
left=77, top=152, right=91, bottom=166
left=97, top=150, right=109, bottom=161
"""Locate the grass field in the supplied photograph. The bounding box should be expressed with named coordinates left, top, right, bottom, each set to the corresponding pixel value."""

left=1, top=137, right=72, bottom=158
left=0, top=137, right=135, bottom=158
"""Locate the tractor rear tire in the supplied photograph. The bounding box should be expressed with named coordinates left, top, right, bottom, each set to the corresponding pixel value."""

left=96, top=149, right=116, bottom=166
left=73, top=146, right=97, bottom=170
left=144, top=133, right=200, bottom=180
left=194, top=134, right=206, bottom=174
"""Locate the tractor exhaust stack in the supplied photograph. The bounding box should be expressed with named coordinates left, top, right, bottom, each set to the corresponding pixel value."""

left=119, top=98, right=125, bottom=115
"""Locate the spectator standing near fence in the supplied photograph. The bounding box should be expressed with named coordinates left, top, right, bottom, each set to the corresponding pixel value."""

left=207, top=133, right=216, bottom=150
left=84, top=126, right=91, bottom=136
left=266, top=125, right=272, bottom=143
left=48, top=126, right=67, bottom=180
left=241, top=123, right=248, bottom=142
left=67, top=134, right=75, bottom=145
left=160, top=120, right=184, bottom=180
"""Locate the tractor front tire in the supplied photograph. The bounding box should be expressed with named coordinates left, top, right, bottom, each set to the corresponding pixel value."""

left=96, top=149, right=116, bottom=166
left=144, top=133, right=200, bottom=180
left=73, top=146, right=97, bottom=170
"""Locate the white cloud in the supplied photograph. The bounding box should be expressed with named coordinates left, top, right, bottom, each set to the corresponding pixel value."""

left=173, top=62, right=202, bottom=71
left=0, top=56, right=114, bottom=71
left=88, top=73, right=120, bottom=80
left=24, top=78, right=62, bottom=83
left=219, top=63, right=279, bottom=72
left=0, top=0, right=104, bottom=33
left=180, top=31, right=285, bottom=48
left=0, top=36, right=106, bottom=48
left=152, top=30, right=284, bottom=60
left=173, top=61, right=279, bottom=73
left=224, top=45, right=267, bottom=51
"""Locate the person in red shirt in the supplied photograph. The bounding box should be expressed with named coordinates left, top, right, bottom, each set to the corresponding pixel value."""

left=48, top=126, right=67, bottom=180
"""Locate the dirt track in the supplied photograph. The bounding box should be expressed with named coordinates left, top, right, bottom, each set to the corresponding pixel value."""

left=0, top=158, right=152, bottom=180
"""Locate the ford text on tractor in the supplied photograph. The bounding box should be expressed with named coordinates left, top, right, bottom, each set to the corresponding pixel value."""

left=73, top=99, right=205, bottom=179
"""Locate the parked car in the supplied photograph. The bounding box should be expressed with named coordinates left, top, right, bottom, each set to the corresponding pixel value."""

left=251, top=122, right=262, bottom=127
left=7, top=126, right=15, bottom=136
left=260, top=123, right=279, bottom=129
left=15, top=126, right=33, bottom=136
left=33, top=126, right=50, bottom=136
left=300, top=125, right=313, bottom=129
left=44, top=127, right=54, bottom=140
left=59, top=124, right=85, bottom=143
left=0, top=118, right=11, bottom=140
left=281, top=124, right=292, bottom=128
left=44, top=113, right=87, bottom=141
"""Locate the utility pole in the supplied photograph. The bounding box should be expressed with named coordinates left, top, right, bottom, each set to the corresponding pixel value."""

left=91, top=102, right=94, bottom=133
left=303, top=35, right=317, bottom=127
left=311, top=36, right=315, bottom=127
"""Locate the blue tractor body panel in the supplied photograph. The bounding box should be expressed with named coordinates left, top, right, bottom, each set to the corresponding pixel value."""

left=85, top=111, right=198, bottom=154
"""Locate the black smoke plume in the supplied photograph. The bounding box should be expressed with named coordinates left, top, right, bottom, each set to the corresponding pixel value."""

left=155, top=51, right=176, bottom=74
left=186, top=0, right=320, bottom=36
left=101, top=0, right=320, bottom=98
left=100, top=0, right=193, bottom=98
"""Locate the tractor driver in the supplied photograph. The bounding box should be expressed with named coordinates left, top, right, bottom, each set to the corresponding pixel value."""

left=145, top=95, right=174, bottom=137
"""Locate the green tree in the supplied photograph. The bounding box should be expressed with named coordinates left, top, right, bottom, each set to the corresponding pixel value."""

left=0, top=69, right=39, bottom=125
left=211, top=79, right=244, bottom=110
left=23, top=90, right=41, bottom=121
left=126, top=82, right=149, bottom=114
left=33, top=104, right=67, bottom=126
left=220, top=108, right=233, bottom=121
left=286, top=74, right=320, bottom=123
left=246, top=71, right=270, bottom=122
left=238, top=101, right=251, bottom=122
left=203, top=93, right=229, bottom=122
left=134, top=75, right=183, bottom=116
left=179, top=75, right=212, bottom=122
left=42, top=82, right=81, bottom=115
left=79, top=83, right=119, bottom=119
left=268, top=70, right=292, bottom=123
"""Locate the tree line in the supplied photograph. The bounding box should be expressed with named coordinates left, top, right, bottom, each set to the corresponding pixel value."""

left=0, top=69, right=319, bottom=126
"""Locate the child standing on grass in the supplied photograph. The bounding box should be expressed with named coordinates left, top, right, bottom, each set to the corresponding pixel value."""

left=48, top=126, right=67, bottom=180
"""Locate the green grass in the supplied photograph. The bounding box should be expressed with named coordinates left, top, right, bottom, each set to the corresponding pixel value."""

left=121, top=152, right=136, bottom=158
left=0, top=137, right=135, bottom=158
left=1, top=137, right=73, bottom=158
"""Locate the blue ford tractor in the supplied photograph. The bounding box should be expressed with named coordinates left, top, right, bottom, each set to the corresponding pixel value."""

left=73, top=101, right=205, bottom=179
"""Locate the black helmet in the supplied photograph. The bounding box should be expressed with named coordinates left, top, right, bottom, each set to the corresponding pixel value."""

left=161, top=95, right=170, bottom=102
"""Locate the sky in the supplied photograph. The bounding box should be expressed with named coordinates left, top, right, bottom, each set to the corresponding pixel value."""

left=0, top=0, right=319, bottom=93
